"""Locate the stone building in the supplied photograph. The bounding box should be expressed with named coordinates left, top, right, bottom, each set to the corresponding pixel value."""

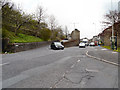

left=98, top=21, right=120, bottom=47
left=71, top=29, right=80, bottom=40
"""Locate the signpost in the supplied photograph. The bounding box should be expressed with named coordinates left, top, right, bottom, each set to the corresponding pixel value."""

left=110, top=36, right=117, bottom=50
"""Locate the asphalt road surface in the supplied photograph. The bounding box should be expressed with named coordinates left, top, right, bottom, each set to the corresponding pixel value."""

left=2, top=46, right=118, bottom=88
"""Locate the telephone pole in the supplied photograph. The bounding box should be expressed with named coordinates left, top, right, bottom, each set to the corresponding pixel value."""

left=71, top=23, right=79, bottom=29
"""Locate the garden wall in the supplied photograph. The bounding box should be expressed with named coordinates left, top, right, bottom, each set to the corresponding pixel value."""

left=3, top=39, right=80, bottom=53
left=6, top=41, right=52, bottom=53
left=63, top=39, right=80, bottom=47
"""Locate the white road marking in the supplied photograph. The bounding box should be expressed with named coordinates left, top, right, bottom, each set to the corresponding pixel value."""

left=0, top=62, right=10, bottom=66
left=77, top=60, right=81, bottom=62
left=112, top=52, right=117, bottom=54
left=85, top=68, right=99, bottom=72
left=101, top=49, right=107, bottom=51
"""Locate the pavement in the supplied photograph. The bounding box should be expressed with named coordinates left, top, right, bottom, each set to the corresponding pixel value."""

left=87, top=46, right=119, bottom=64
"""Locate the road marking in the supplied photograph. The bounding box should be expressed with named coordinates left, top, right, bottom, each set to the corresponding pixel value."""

left=0, top=62, right=9, bottom=66
left=86, top=51, right=119, bottom=66
left=101, top=49, right=107, bottom=51
left=112, top=52, right=117, bottom=53
left=85, top=68, right=99, bottom=72
left=77, top=60, right=81, bottom=62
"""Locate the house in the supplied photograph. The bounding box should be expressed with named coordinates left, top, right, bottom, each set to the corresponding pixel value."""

left=71, top=29, right=80, bottom=40
left=91, top=35, right=100, bottom=46
left=98, top=21, right=120, bottom=47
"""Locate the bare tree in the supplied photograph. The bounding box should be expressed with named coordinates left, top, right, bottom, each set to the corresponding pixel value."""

left=49, top=15, right=58, bottom=40
left=102, top=10, right=119, bottom=27
left=64, top=26, right=69, bottom=38
left=36, top=5, right=45, bottom=25
left=49, top=15, right=57, bottom=30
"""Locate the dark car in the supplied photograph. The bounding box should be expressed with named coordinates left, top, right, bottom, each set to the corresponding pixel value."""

left=50, top=42, right=64, bottom=50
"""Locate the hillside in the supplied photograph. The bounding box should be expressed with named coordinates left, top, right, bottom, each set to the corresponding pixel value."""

left=3, top=28, right=43, bottom=43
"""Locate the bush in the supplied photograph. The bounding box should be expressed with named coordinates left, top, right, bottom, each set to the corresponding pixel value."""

left=40, top=28, right=51, bottom=41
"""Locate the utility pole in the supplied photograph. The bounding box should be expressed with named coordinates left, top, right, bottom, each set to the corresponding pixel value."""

left=93, top=23, right=96, bottom=35
left=118, top=1, right=120, bottom=21
left=110, top=0, right=117, bottom=50
left=72, top=23, right=79, bottom=29
left=111, top=0, right=114, bottom=50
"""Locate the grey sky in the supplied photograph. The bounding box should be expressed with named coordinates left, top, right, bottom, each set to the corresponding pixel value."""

left=11, top=0, right=119, bottom=39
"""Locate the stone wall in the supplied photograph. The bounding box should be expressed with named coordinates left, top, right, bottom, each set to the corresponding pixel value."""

left=63, top=39, right=79, bottom=47
left=103, top=34, right=111, bottom=46
left=6, top=41, right=52, bottom=53
left=3, top=39, right=80, bottom=53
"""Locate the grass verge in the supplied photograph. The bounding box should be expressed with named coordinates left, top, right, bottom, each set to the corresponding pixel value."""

left=102, top=46, right=120, bottom=52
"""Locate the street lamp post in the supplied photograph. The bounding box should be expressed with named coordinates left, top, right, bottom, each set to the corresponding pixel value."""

left=111, top=0, right=115, bottom=50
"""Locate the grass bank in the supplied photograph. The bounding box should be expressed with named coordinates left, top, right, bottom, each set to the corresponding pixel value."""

left=102, top=46, right=120, bottom=52
left=3, top=29, right=43, bottom=43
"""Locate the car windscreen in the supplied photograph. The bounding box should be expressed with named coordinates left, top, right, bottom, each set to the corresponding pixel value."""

left=80, top=43, right=85, bottom=45
left=54, top=42, right=62, bottom=46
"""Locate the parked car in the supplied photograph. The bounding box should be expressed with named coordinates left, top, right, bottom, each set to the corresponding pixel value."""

left=50, top=42, right=64, bottom=50
left=79, top=42, right=86, bottom=48
left=89, top=42, right=95, bottom=46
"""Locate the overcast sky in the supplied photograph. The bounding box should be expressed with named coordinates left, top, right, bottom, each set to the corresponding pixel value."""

left=11, top=0, right=119, bottom=39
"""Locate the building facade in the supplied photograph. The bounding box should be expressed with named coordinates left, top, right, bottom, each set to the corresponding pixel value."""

left=98, top=22, right=120, bottom=47
left=71, top=29, right=80, bottom=40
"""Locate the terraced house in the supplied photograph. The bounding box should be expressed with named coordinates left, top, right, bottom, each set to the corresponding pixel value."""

left=98, top=21, right=120, bottom=47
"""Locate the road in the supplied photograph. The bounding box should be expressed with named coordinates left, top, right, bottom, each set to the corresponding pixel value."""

left=2, top=46, right=118, bottom=88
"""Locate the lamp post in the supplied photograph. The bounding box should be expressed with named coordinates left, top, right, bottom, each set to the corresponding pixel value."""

left=93, top=23, right=96, bottom=35
left=111, top=0, right=115, bottom=50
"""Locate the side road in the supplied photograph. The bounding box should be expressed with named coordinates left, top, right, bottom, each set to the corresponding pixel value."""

left=87, top=46, right=119, bottom=65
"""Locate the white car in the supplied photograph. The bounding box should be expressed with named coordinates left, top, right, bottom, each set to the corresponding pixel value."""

left=79, top=42, right=86, bottom=48
left=89, top=42, right=95, bottom=46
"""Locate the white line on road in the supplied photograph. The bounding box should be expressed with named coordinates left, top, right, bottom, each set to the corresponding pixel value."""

left=112, top=52, right=118, bottom=54
left=77, top=60, right=81, bottom=62
left=85, top=68, right=99, bottom=72
left=101, top=49, right=107, bottom=51
left=0, top=62, right=10, bottom=66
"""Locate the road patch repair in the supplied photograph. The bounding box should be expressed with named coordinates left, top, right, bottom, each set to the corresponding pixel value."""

left=86, top=51, right=119, bottom=66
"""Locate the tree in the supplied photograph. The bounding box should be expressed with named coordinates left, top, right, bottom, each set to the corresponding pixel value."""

left=49, top=15, right=58, bottom=40
left=102, top=10, right=119, bottom=28
left=40, top=28, right=51, bottom=41
left=64, top=26, right=69, bottom=38
left=36, top=5, right=45, bottom=25
left=2, top=1, right=32, bottom=35
left=35, top=5, right=47, bottom=37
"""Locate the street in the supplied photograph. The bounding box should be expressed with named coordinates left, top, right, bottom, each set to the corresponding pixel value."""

left=2, top=46, right=118, bottom=88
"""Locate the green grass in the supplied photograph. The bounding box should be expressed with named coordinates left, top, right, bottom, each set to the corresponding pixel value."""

left=102, top=46, right=120, bottom=52
left=10, top=33, right=43, bottom=43
left=3, top=29, right=43, bottom=43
